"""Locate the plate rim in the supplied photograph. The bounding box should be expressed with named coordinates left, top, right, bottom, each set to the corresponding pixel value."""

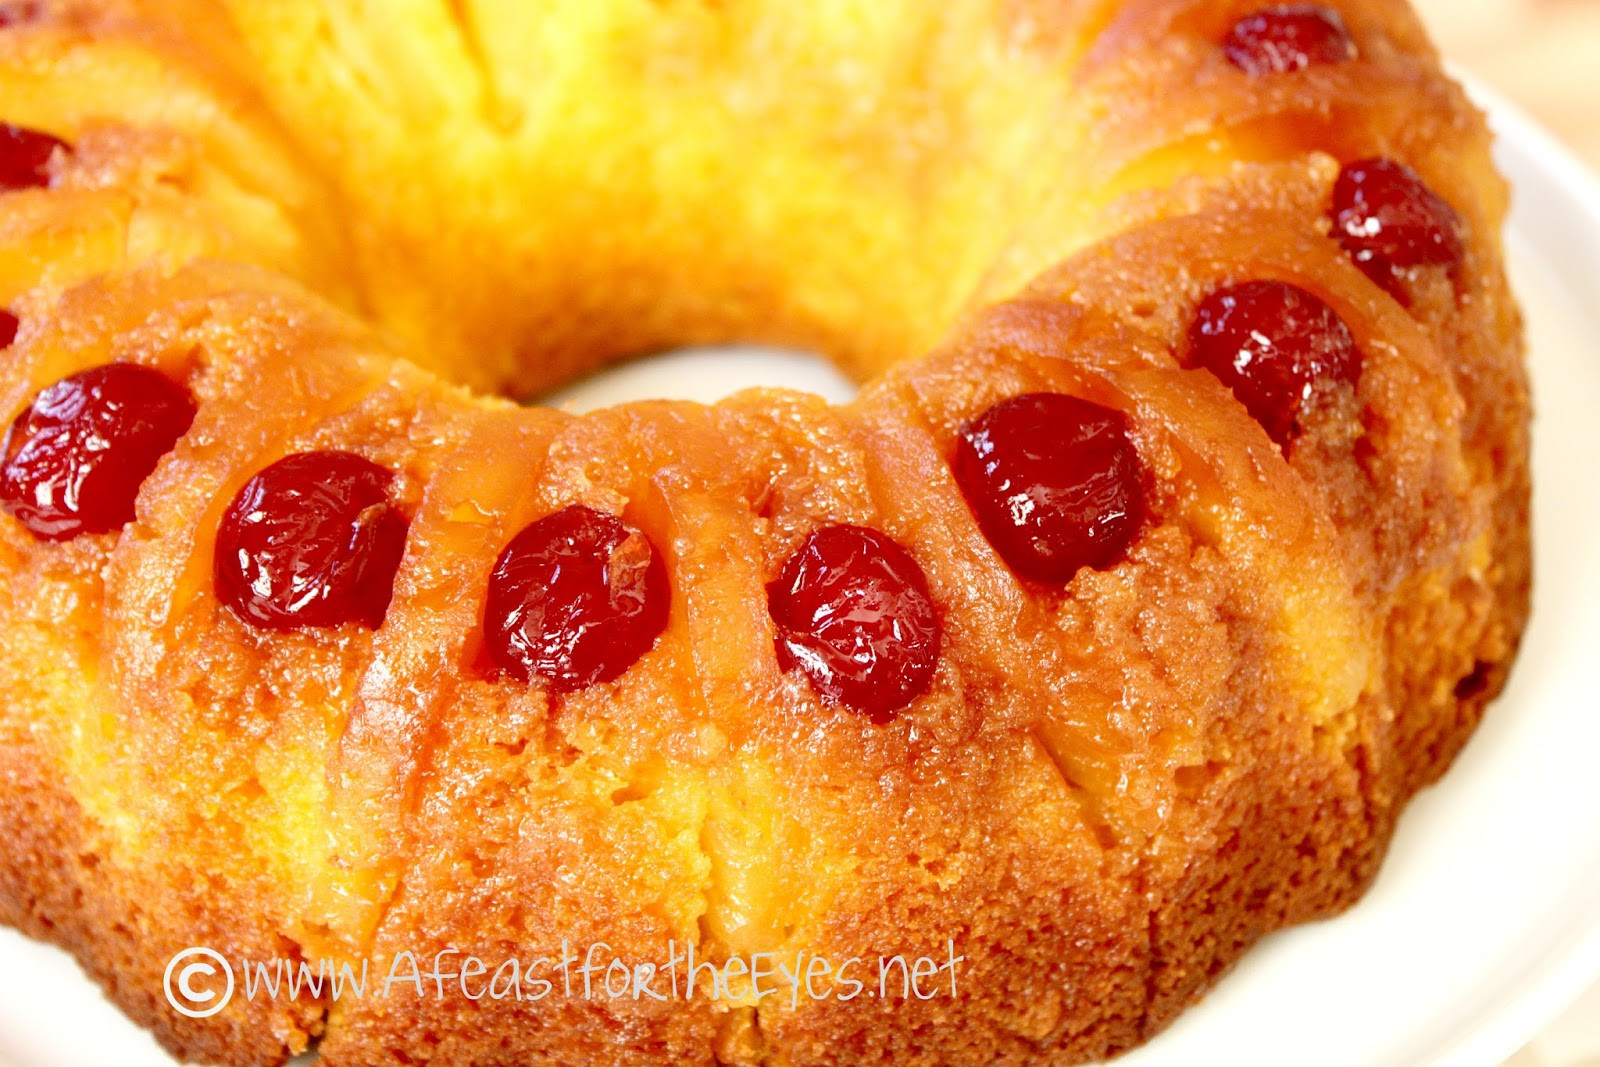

left=1418, top=70, right=1600, bottom=1067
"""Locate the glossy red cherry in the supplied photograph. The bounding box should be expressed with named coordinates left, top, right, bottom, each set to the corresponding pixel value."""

left=0, top=310, right=17, bottom=348
left=485, top=504, right=670, bottom=690
left=0, top=363, right=196, bottom=540
left=767, top=524, right=941, bottom=722
left=1329, top=157, right=1464, bottom=295
left=953, top=393, right=1144, bottom=585
left=215, top=451, right=408, bottom=631
left=0, top=123, right=68, bottom=191
left=1187, top=280, right=1361, bottom=445
left=1223, top=5, right=1357, bottom=75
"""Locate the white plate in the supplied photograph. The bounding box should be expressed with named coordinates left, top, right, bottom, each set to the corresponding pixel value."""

left=2, top=80, right=1598, bottom=1067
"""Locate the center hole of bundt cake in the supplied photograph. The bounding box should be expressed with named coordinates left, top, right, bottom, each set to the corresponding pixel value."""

left=539, top=344, right=857, bottom=411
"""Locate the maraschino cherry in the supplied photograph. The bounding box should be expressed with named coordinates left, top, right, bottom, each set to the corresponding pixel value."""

left=1224, top=6, right=1358, bottom=76
left=1, top=363, right=196, bottom=540
left=485, top=504, right=671, bottom=690
left=0, top=123, right=68, bottom=191
left=954, top=393, right=1145, bottom=584
left=215, top=451, right=409, bottom=630
left=0, top=3, right=43, bottom=28
left=1187, top=280, right=1361, bottom=446
left=1329, top=157, right=1464, bottom=295
left=767, top=523, right=941, bottom=722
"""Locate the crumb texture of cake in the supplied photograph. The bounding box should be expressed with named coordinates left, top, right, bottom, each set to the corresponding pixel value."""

left=0, top=1, right=1528, bottom=1064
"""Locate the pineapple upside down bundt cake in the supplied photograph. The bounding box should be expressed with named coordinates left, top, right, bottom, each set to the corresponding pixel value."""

left=0, top=0, right=1529, bottom=1064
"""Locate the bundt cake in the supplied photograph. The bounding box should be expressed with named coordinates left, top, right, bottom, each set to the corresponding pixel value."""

left=0, top=1, right=1529, bottom=1064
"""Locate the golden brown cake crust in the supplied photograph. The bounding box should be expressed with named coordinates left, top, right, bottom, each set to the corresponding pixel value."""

left=0, top=1, right=1528, bottom=1064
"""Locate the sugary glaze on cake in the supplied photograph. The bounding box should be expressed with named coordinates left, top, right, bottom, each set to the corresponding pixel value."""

left=0, top=1, right=1528, bottom=1064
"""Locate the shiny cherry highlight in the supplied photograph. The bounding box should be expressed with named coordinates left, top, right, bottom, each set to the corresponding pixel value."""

left=1187, top=280, right=1361, bottom=446
left=767, top=523, right=941, bottom=722
left=1, top=363, right=196, bottom=540
left=215, top=451, right=409, bottom=631
left=953, top=393, right=1145, bottom=584
left=1329, top=157, right=1464, bottom=295
left=485, top=504, right=671, bottom=690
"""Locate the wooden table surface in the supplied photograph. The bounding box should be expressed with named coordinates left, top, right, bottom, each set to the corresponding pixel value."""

left=1409, top=3, right=1600, bottom=1065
